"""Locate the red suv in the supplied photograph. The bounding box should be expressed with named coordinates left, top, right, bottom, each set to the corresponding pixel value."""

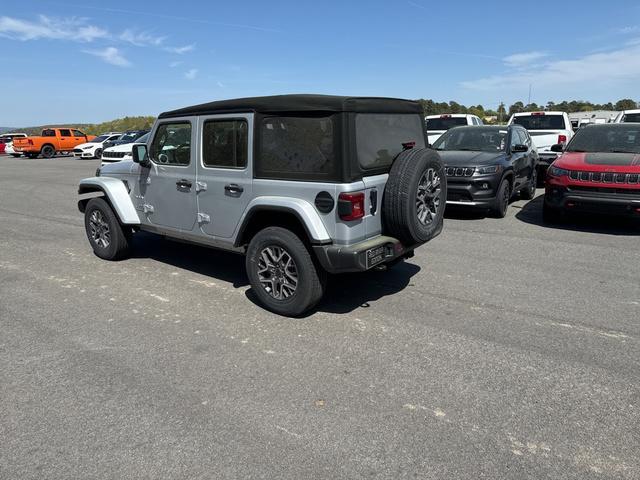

left=544, top=124, right=640, bottom=222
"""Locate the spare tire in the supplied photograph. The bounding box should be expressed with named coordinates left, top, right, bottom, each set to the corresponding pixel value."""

left=383, top=148, right=446, bottom=245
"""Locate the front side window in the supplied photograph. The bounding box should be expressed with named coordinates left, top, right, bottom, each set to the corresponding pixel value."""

left=73, top=130, right=85, bottom=137
left=202, top=119, right=248, bottom=168
left=356, top=114, right=426, bottom=169
left=259, top=116, right=335, bottom=178
left=150, top=122, right=191, bottom=166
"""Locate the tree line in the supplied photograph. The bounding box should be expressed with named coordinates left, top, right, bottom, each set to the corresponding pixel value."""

left=417, top=98, right=638, bottom=123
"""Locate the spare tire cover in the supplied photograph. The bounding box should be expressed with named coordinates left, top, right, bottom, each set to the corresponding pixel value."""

left=382, top=148, right=446, bottom=245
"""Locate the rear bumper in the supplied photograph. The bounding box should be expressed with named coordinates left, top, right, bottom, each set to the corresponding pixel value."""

left=545, top=186, right=640, bottom=216
left=537, top=153, right=558, bottom=167
left=313, top=227, right=441, bottom=274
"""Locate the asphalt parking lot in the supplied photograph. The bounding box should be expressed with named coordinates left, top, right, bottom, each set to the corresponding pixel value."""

left=1, top=154, right=639, bottom=479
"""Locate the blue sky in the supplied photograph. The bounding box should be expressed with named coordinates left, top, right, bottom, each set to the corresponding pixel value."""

left=1, top=0, right=639, bottom=126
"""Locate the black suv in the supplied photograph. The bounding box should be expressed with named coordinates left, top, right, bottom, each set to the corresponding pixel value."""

left=432, top=125, right=538, bottom=217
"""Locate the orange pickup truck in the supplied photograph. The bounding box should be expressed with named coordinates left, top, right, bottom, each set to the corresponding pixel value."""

left=13, top=128, right=95, bottom=158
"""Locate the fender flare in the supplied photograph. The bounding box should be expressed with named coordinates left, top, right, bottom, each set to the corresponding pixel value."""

left=78, top=177, right=140, bottom=225
left=234, top=196, right=331, bottom=247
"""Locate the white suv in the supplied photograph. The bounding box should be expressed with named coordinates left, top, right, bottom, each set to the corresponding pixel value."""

left=425, top=114, right=483, bottom=144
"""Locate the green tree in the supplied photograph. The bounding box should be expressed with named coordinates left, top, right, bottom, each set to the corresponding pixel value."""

left=615, top=99, right=637, bottom=111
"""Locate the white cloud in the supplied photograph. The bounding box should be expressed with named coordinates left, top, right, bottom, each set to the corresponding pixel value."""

left=165, top=44, right=195, bottom=54
left=84, top=47, right=131, bottom=67
left=216, top=81, right=225, bottom=88
left=503, top=51, right=548, bottom=67
left=169, top=61, right=183, bottom=68
left=184, top=68, right=198, bottom=80
left=461, top=44, right=640, bottom=96
left=119, top=29, right=164, bottom=47
left=0, top=15, right=108, bottom=42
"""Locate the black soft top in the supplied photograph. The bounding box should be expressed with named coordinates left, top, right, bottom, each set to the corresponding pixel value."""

left=158, top=94, right=422, bottom=118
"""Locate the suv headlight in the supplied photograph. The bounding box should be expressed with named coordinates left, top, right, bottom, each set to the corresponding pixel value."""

left=548, top=166, right=570, bottom=177
left=474, top=165, right=501, bottom=175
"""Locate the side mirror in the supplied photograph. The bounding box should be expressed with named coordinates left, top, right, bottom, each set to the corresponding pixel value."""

left=512, top=144, right=528, bottom=153
left=132, top=143, right=150, bottom=166
left=550, top=143, right=564, bottom=153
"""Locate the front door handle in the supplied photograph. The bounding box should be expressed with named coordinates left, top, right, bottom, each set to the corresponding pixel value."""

left=176, top=179, right=192, bottom=189
left=224, top=183, right=243, bottom=194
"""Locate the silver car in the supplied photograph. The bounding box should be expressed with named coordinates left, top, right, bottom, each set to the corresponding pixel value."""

left=78, top=95, right=446, bottom=316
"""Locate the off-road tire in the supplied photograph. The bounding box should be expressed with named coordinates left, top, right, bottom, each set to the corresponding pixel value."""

left=543, top=201, right=564, bottom=224
left=84, top=197, right=131, bottom=260
left=520, top=168, right=537, bottom=200
left=383, top=148, right=446, bottom=245
left=246, top=227, right=325, bottom=317
left=41, top=144, right=55, bottom=159
left=490, top=178, right=511, bottom=218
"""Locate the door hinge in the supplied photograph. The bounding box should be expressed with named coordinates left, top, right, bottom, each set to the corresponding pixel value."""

left=195, top=181, right=207, bottom=192
left=197, top=212, right=210, bottom=224
left=143, top=204, right=154, bottom=214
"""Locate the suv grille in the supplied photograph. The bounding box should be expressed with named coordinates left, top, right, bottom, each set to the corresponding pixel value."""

left=102, top=151, right=126, bottom=159
left=568, top=186, right=640, bottom=197
left=445, top=167, right=475, bottom=177
left=568, top=170, right=639, bottom=185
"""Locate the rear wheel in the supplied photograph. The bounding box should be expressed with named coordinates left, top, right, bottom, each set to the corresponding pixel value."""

left=520, top=168, right=537, bottom=200
left=41, top=145, right=55, bottom=159
left=246, top=227, right=325, bottom=317
left=490, top=178, right=511, bottom=218
left=84, top=198, right=131, bottom=260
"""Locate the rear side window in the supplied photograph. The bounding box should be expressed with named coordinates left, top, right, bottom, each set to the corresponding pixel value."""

left=150, top=122, right=191, bottom=166
left=202, top=119, right=248, bottom=168
left=42, top=129, right=56, bottom=137
left=356, top=114, right=426, bottom=169
left=512, top=114, right=566, bottom=130
left=258, top=116, right=335, bottom=179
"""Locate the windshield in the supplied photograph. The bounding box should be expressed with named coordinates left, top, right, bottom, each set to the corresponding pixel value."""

left=356, top=114, right=426, bottom=169
left=136, top=132, right=150, bottom=143
left=426, top=117, right=467, bottom=131
left=621, top=113, right=640, bottom=123
left=566, top=125, right=640, bottom=153
left=91, top=135, right=109, bottom=143
left=512, top=114, right=566, bottom=130
left=432, top=126, right=507, bottom=152
left=118, top=131, right=145, bottom=143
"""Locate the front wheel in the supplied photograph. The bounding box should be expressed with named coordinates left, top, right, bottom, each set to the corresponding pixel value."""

left=95, top=148, right=102, bottom=159
left=490, top=179, right=511, bottom=218
left=246, top=227, right=325, bottom=317
left=84, top=198, right=131, bottom=260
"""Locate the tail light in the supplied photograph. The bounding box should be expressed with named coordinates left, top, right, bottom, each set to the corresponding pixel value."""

left=28, top=139, right=33, bottom=145
left=338, top=192, right=365, bottom=221
left=558, top=134, right=567, bottom=144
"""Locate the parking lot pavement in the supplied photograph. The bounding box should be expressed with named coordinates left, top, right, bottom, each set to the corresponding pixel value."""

left=1, top=155, right=638, bottom=479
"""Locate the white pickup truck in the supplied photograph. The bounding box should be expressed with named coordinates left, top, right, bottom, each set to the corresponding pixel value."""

left=507, top=111, right=573, bottom=173
left=613, top=109, right=640, bottom=123
left=425, top=114, right=483, bottom=144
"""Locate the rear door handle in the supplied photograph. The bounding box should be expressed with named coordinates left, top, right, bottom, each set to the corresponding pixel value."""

left=176, top=179, right=192, bottom=189
left=224, top=184, right=243, bottom=194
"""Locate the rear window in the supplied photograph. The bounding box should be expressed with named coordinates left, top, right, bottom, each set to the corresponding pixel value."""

left=621, top=113, right=640, bottom=123
left=356, top=114, right=426, bottom=169
left=512, top=114, right=566, bottom=130
left=258, top=116, right=336, bottom=180
left=426, top=117, right=467, bottom=131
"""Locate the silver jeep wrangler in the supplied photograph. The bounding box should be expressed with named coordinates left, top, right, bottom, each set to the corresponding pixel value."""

left=78, top=95, right=446, bottom=316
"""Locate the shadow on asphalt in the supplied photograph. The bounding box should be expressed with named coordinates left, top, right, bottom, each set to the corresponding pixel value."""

left=130, top=231, right=421, bottom=316
left=516, top=195, right=640, bottom=236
